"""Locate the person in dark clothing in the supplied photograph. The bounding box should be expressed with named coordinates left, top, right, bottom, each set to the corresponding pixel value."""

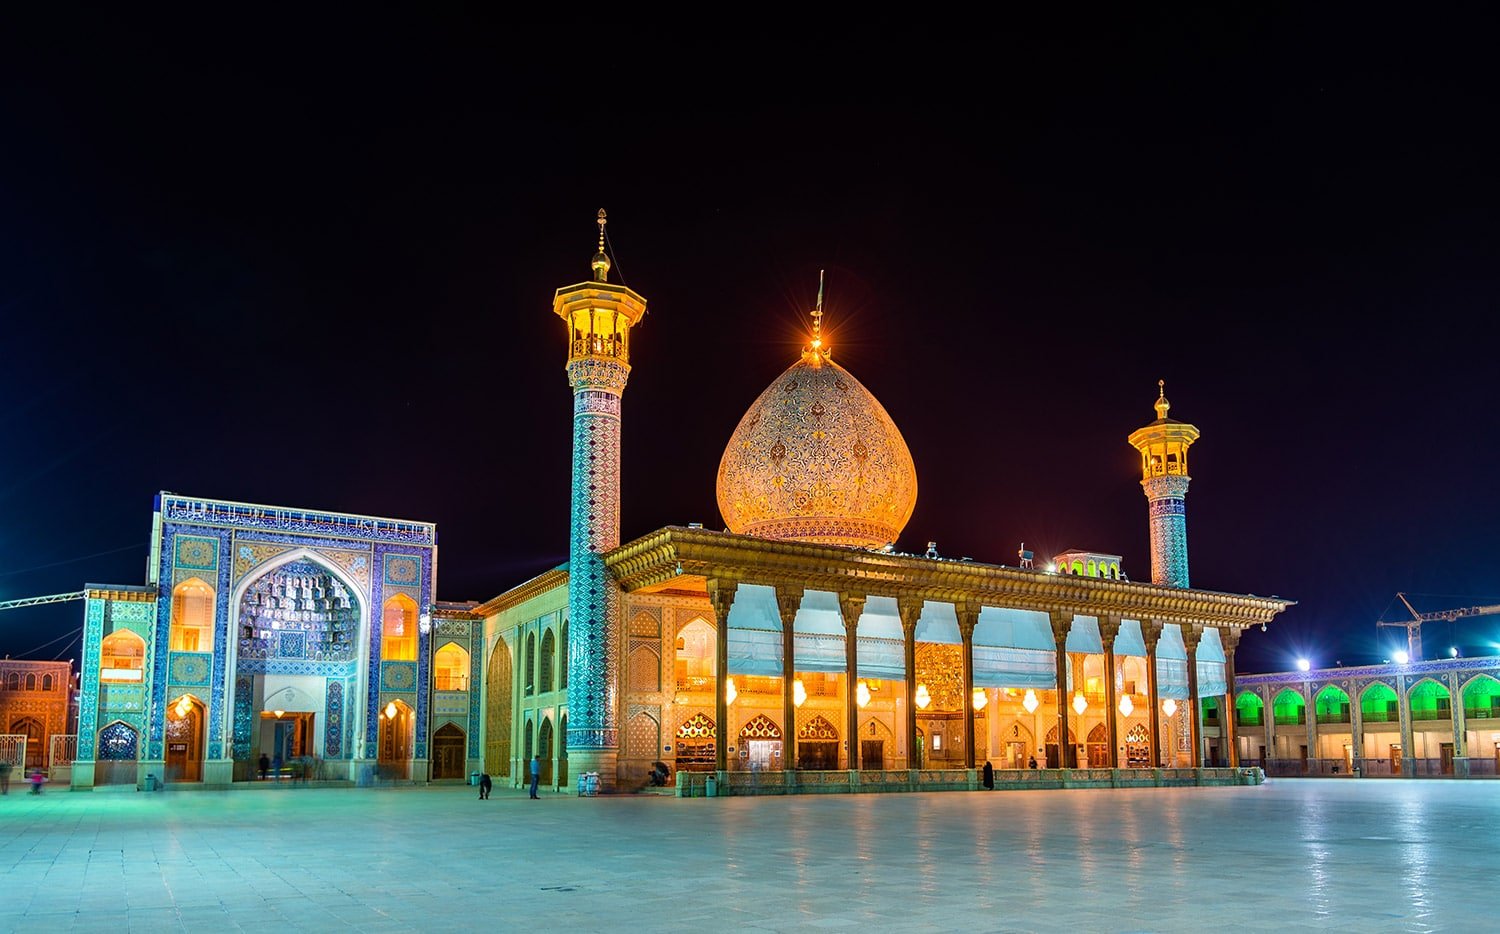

left=0, top=760, right=11, bottom=795
left=529, top=756, right=541, bottom=798
left=1028, top=755, right=1038, bottom=769
left=982, top=760, right=995, bottom=789
left=258, top=753, right=270, bottom=780
left=478, top=772, right=492, bottom=799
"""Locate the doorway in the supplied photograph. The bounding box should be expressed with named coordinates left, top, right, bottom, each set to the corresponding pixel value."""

left=860, top=740, right=885, bottom=770
left=1440, top=742, right=1454, bottom=775
left=164, top=696, right=204, bottom=782
left=378, top=700, right=413, bottom=780
left=432, top=723, right=466, bottom=780
left=1390, top=744, right=1403, bottom=775
left=747, top=740, right=781, bottom=771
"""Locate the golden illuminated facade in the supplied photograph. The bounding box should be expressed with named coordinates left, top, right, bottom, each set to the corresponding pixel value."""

left=477, top=234, right=1293, bottom=796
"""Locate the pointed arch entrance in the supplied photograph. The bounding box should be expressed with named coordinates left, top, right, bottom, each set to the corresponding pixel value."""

left=94, top=721, right=139, bottom=787
left=432, top=723, right=466, bottom=779
left=164, top=694, right=206, bottom=782
left=378, top=699, right=413, bottom=780
left=227, top=548, right=369, bottom=782
left=538, top=718, right=555, bottom=786
left=797, top=714, right=840, bottom=770
left=484, top=640, right=513, bottom=778
left=674, top=712, right=716, bottom=772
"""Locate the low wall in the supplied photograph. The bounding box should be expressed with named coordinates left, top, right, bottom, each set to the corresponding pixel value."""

left=675, top=766, right=1264, bottom=797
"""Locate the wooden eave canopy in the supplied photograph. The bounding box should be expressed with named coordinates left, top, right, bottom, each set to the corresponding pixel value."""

left=604, top=526, right=1293, bottom=631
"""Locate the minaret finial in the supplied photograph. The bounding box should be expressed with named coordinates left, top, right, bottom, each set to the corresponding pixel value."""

left=1154, top=379, right=1170, bottom=419
left=811, top=269, right=825, bottom=342
left=591, top=209, right=611, bottom=282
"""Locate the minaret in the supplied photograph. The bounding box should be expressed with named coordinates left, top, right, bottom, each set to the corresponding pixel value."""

left=1127, top=380, right=1200, bottom=588
left=553, top=210, right=647, bottom=789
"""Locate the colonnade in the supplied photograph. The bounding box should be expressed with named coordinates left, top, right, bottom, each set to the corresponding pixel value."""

left=703, top=579, right=1242, bottom=773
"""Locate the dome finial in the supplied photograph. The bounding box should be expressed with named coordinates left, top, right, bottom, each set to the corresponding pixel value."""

left=1155, top=379, right=1171, bottom=419
left=591, top=209, right=611, bottom=282
left=804, top=269, right=829, bottom=362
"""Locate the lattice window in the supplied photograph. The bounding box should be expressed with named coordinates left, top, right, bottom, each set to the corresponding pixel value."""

left=560, top=621, right=569, bottom=690
left=677, top=712, right=716, bottom=739
left=1126, top=724, right=1148, bottom=743
left=100, top=630, right=145, bottom=683
left=739, top=714, right=782, bottom=740
left=484, top=642, right=512, bottom=777
left=627, top=712, right=660, bottom=759
left=434, top=643, right=470, bottom=691
left=799, top=715, right=839, bottom=740
left=381, top=595, right=418, bottom=661
left=1044, top=725, right=1076, bottom=743
left=170, top=577, right=215, bottom=653
left=629, top=645, right=660, bottom=692
left=629, top=609, right=660, bottom=637
left=1088, top=723, right=1108, bottom=743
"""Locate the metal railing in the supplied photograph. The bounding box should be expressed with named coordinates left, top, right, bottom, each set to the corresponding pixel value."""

left=50, top=734, right=77, bottom=768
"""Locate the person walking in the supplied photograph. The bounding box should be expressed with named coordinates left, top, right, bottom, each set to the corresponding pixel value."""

left=478, top=772, right=492, bottom=800
left=982, top=759, right=995, bottom=790
left=28, top=768, right=46, bottom=795
left=0, top=760, right=11, bottom=795
left=529, top=755, right=541, bottom=799
left=258, top=753, right=270, bottom=781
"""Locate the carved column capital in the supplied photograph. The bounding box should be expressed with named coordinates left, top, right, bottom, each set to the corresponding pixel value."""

left=837, top=593, right=867, bottom=633
left=774, top=585, right=804, bottom=627
left=706, top=578, right=738, bottom=626
left=1219, top=627, right=1242, bottom=655
left=896, top=596, right=923, bottom=637
left=1181, top=622, right=1205, bottom=654
left=1098, top=614, right=1123, bottom=648
left=1143, top=618, right=1165, bottom=653
left=956, top=601, right=982, bottom=642
left=1049, top=610, right=1073, bottom=644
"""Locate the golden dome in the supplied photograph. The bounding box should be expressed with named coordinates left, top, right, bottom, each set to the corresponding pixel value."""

left=716, top=351, right=917, bottom=548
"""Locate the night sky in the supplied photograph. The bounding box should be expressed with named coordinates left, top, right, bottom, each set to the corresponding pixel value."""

left=3, top=11, right=1497, bottom=673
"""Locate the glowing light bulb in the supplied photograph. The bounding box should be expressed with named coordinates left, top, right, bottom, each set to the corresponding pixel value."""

left=384, top=701, right=397, bottom=720
left=725, top=677, right=738, bottom=705
left=273, top=709, right=285, bottom=719
left=856, top=681, right=871, bottom=708
left=1162, top=698, right=1178, bottom=718
left=914, top=683, right=931, bottom=710
left=1072, top=692, right=1088, bottom=715
left=1394, top=650, right=1409, bottom=665
left=1022, top=689, right=1039, bottom=713
left=972, top=687, right=988, bottom=711
left=793, top=678, right=807, bottom=708
left=1118, top=694, right=1134, bottom=717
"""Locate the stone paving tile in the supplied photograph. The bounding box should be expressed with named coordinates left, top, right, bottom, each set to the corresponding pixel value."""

left=2, top=779, right=1498, bottom=931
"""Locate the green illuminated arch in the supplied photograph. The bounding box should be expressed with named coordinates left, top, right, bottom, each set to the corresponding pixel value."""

left=1408, top=678, right=1451, bottom=721
left=1360, top=682, right=1399, bottom=722
left=1235, top=691, right=1264, bottom=726
left=1314, top=685, right=1351, bottom=723
left=1462, top=674, right=1500, bottom=719
left=1272, top=688, right=1305, bottom=725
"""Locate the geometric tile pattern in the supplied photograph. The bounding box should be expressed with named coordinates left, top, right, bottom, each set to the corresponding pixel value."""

left=1143, top=475, right=1191, bottom=588
left=566, top=381, right=625, bottom=751
left=325, top=680, right=343, bottom=759
left=168, top=652, right=212, bottom=687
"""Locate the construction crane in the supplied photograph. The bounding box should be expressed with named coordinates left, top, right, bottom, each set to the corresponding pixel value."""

left=0, top=591, right=87, bottom=612
left=1377, top=592, right=1500, bottom=661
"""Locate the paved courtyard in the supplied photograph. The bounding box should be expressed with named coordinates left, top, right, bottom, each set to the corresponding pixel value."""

left=1, top=778, right=1494, bottom=932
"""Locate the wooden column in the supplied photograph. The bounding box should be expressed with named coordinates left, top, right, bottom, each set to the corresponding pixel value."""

left=1145, top=620, right=1163, bottom=767
left=1451, top=671, right=1467, bottom=759
left=1049, top=611, right=1074, bottom=768
left=775, top=585, right=803, bottom=771
left=958, top=602, right=979, bottom=771
left=1183, top=624, right=1203, bottom=769
left=706, top=579, right=738, bottom=774
left=1100, top=615, right=1122, bottom=769
left=1221, top=628, right=1240, bottom=768
left=898, top=597, right=921, bottom=770
left=838, top=593, right=866, bottom=771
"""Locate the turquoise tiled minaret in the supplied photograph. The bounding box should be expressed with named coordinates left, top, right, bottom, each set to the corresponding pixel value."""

left=1127, top=381, right=1200, bottom=588
left=553, top=211, right=647, bottom=788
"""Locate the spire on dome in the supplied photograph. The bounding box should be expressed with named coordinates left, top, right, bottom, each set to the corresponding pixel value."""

left=803, top=269, right=830, bottom=363
left=591, top=209, right=611, bottom=282
left=1154, top=379, right=1171, bottom=420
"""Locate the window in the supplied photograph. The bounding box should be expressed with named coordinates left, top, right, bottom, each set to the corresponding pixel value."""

left=24, top=673, right=36, bottom=691
left=525, top=633, right=536, bottom=695
left=170, top=578, right=215, bottom=653
left=42, top=674, right=54, bottom=691
left=381, top=594, right=419, bottom=661
left=101, top=630, right=147, bottom=683
left=540, top=630, right=556, bottom=693
left=434, top=643, right=470, bottom=691
left=559, top=621, right=569, bottom=690
left=4, top=672, right=17, bottom=690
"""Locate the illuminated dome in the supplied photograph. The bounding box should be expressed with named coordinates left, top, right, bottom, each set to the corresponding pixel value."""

left=717, top=350, right=917, bottom=548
